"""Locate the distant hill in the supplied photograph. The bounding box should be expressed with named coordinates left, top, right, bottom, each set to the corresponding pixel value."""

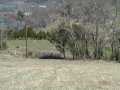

left=0, top=0, right=48, bottom=4
left=25, top=0, right=48, bottom=4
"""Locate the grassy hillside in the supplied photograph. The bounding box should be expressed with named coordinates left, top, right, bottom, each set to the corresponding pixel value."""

left=0, top=55, right=120, bottom=90
left=7, top=40, right=57, bottom=52
left=6, top=40, right=58, bottom=58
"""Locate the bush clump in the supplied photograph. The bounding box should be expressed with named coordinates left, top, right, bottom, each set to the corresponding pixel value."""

left=36, top=52, right=64, bottom=59
left=0, top=41, right=8, bottom=50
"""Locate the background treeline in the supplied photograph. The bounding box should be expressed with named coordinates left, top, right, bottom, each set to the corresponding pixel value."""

left=47, top=0, right=120, bottom=61
left=0, top=0, right=120, bottom=61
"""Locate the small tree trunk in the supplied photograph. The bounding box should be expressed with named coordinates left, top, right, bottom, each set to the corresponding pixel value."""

left=63, top=48, right=66, bottom=59
left=110, top=41, right=114, bottom=60
left=94, top=21, right=100, bottom=60
left=84, top=33, right=89, bottom=59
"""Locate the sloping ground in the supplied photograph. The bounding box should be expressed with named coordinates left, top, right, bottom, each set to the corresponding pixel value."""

left=7, top=40, right=57, bottom=51
left=0, top=55, right=120, bottom=90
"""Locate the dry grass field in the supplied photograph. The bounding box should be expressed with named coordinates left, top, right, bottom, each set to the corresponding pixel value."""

left=0, top=54, right=120, bottom=90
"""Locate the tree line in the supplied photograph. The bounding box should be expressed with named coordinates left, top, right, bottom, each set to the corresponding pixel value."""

left=6, top=28, right=50, bottom=40
left=47, top=0, right=120, bottom=61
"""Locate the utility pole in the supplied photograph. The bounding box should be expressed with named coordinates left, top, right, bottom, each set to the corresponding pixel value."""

left=0, top=14, right=4, bottom=54
left=0, top=30, right=2, bottom=53
left=25, top=25, right=28, bottom=58
left=25, top=16, right=30, bottom=58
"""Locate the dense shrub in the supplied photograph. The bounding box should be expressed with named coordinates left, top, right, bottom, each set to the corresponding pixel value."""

left=12, top=27, right=36, bottom=39
left=36, top=52, right=64, bottom=59
left=37, top=31, right=50, bottom=40
left=0, top=41, right=8, bottom=50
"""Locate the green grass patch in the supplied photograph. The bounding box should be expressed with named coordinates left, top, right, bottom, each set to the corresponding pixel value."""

left=7, top=40, right=57, bottom=52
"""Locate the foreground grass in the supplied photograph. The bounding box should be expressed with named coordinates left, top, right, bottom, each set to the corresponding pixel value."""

left=0, top=55, right=120, bottom=90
